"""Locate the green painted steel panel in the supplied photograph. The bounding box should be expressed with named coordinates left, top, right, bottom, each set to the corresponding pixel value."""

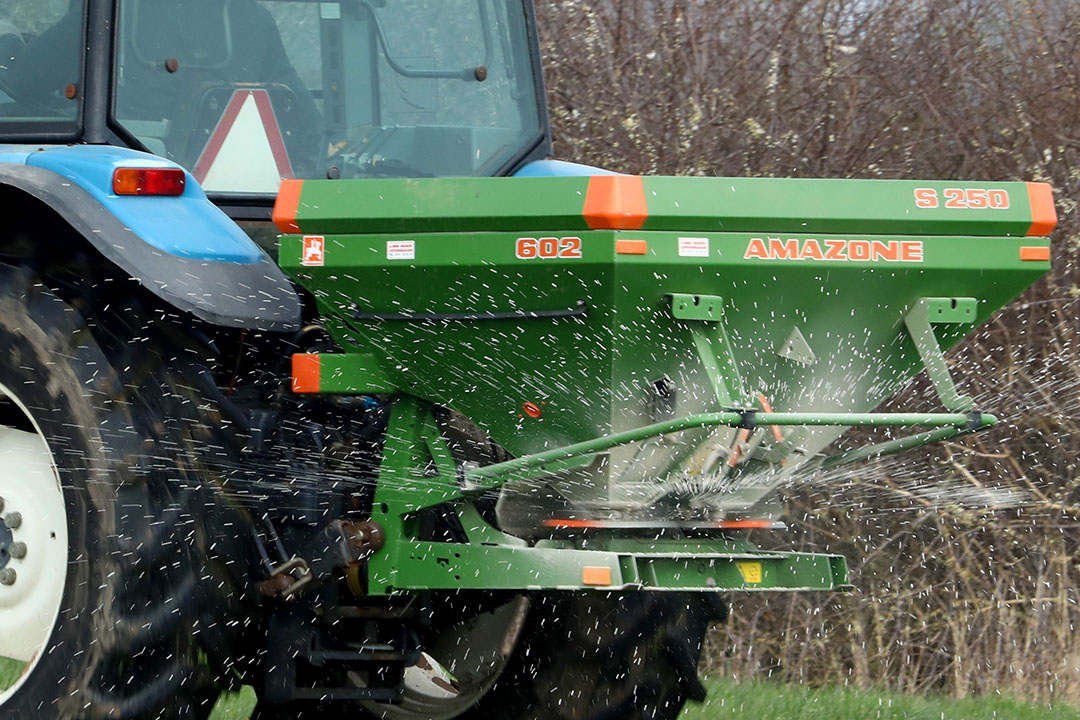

left=639, top=177, right=1041, bottom=236
left=314, top=353, right=395, bottom=393
left=287, top=176, right=592, bottom=235
left=285, top=176, right=1048, bottom=237
left=280, top=175, right=1052, bottom=516
left=373, top=540, right=850, bottom=593
left=282, top=229, right=1045, bottom=456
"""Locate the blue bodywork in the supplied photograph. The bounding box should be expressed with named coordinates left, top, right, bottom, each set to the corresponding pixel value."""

left=0, top=144, right=262, bottom=264
left=0, top=148, right=613, bottom=328
left=513, top=159, right=619, bottom=177
left=0, top=150, right=615, bottom=262
left=0, top=150, right=609, bottom=265
left=0, top=143, right=300, bottom=329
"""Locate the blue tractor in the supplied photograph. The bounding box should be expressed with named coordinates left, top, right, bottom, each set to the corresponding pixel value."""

left=0, top=1, right=722, bottom=718
left=0, top=2, right=1048, bottom=719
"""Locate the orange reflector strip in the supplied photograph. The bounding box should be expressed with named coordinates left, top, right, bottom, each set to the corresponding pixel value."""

left=582, top=566, right=613, bottom=586
left=1025, top=182, right=1057, bottom=236
left=1019, top=246, right=1050, bottom=262
left=291, top=354, right=320, bottom=393
left=543, top=519, right=601, bottom=529
left=583, top=175, right=648, bottom=230
left=543, top=518, right=787, bottom=531
left=615, top=239, right=648, bottom=255
left=274, top=179, right=304, bottom=233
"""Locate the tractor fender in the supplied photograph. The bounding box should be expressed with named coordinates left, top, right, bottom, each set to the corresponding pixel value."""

left=0, top=145, right=301, bottom=331
left=512, top=159, right=620, bottom=177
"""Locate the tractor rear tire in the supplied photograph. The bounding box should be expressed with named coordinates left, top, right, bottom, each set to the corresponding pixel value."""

left=0, top=265, right=227, bottom=719
left=253, top=591, right=720, bottom=720
left=458, top=591, right=723, bottom=720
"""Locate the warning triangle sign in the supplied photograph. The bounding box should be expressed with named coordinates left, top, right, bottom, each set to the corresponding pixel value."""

left=193, top=89, right=294, bottom=194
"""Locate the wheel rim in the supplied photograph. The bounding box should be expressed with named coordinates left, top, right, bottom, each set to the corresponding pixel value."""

left=0, top=383, right=70, bottom=702
left=353, top=596, right=529, bottom=719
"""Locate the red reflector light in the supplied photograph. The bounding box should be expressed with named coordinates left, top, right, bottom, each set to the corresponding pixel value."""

left=113, top=167, right=186, bottom=196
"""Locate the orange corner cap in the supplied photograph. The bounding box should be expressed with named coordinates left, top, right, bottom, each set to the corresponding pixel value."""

left=273, top=179, right=304, bottom=234
left=583, top=175, right=648, bottom=230
left=615, top=239, right=648, bottom=255
left=1019, top=246, right=1050, bottom=262
left=291, top=353, right=320, bottom=393
left=582, top=566, right=613, bottom=586
left=1026, top=182, right=1057, bottom=237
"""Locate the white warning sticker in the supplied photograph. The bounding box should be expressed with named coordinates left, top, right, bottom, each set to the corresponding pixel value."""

left=678, top=237, right=709, bottom=257
left=301, top=235, right=325, bottom=267
left=387, top=240, right=416, bottom=260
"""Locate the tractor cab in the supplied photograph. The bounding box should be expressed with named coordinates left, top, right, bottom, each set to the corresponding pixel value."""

left=0, top=0, right=550, bottom=207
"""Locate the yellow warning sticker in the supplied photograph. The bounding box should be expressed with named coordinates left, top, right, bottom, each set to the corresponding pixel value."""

left=736, top=561, right=763, bottom=584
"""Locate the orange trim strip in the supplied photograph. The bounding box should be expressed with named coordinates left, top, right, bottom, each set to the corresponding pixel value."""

left=291, top=354, right=321, bottom=393
left=718, top=520, right=780, bottom=529
left=543, top=519, right=601, bottom=528
left=615, top=239, right=648, bottom=255
left=542, top=518, right=783, bottom=531
left=583, top=175, right=648, bottom=230
left=1019, top=246, right=1050, bottom=262
left=1025, top=182, right=1057, bottom=237
left=273, top=179, right=304, bottom=234
left=582, top=566, right=613, bottom=586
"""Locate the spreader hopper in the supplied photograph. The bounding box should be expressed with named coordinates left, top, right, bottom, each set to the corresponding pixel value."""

left=277, top=175, right=1054, bottom=525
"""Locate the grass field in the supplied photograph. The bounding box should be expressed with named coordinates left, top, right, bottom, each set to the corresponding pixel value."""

left=5, top=661, right=1077, bottom=720
left=206, top=679, right=1080, bottom=719
left=208, top=680, right=1080, bottom=719
left=680, top=680, right=1080, bottom=720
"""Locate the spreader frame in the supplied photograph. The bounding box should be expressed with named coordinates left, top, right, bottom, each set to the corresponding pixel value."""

left=365, top=394, right=855, bottom=595
left=334, top=292, right=996, bottom=595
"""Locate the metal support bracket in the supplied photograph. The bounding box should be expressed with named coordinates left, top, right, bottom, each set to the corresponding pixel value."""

left=904, top=297, right=977, bottom=412
left=670, top=294, right=747, bottom=407
left=364, top=395, right=988, bottom=596
left=463, top=410, right=996, bottom=492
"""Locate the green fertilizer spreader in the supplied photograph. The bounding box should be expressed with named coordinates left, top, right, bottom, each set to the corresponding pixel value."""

left=274, top=173, right=1053, bottom=594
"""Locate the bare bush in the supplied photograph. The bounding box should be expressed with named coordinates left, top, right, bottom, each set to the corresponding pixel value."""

left=536, top=0, right=1080, bottom=702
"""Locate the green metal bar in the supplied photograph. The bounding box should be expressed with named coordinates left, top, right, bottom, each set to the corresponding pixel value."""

left=425, top=418, right=458, bottom=483
left=671, top=293, right=725, bottom=322
left=372, top=402, right=462, bottom=514
left=374, top=539, right=851, bottom=594
left=464, top=411, right=996, bottom=489
left=904, top=298, right=976, bottom=412
left=464, top=412, right=738, bottom=487
left=369, top=396, right=429, bottom=590
left=311, top=352, right=397, bottom=394
left=821, top=426, right=969, bottom=468
left=690, top=325, right=745, bottom=407
left=758, top=412, right=994, bottom=426
left=672, top=294, right=747, bottom=408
